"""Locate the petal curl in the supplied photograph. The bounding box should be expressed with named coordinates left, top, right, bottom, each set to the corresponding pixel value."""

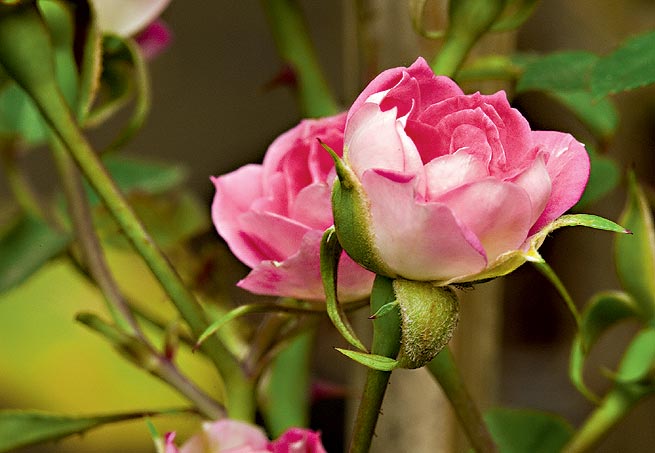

left=362, top=169, right=487, bottom=280
left=529, top=131, right=590, bottom=234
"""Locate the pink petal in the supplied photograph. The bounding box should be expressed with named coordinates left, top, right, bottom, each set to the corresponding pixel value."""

left=438, top=178, right=533, bottom=263
left=362, top=169, right=487, bottom=280
left=135, top=20, right=171, bottom=59
left=238, top=210, right=311, bottom=263
left=424, top=153, right=489, bottom=200
left=238, top=230, right=374, bottom=301
left=164, top=432, right=179, bottom=453
left=212, top=165, right=265, bottom=268
left=510, top=153, right=552, bottom=226
left=180, top=420, right=269, bottom=453
left=289, top=183, right=333, bottom=230
left=269, top=428, right=327, bottom=453
left=529, top=131, right=590, bottom=234
left=345, top=103, right=422, bottom=179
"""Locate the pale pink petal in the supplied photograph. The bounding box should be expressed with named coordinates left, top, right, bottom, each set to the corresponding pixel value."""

left=269, top=428, right=327, bottom=453
left=180, top=420, right=269, bottom=453
left=529, top=131, right=590, bottom=234
left=345, top=103, right=422, bottom=178
left=92, top=0, right=171, bottom=37
left=238, top=230, right=374, bottom=301
left=510, top=153, right=552, bottom=225
left=212, top=166, right=265, bottom=268
left=362, top=169, right=487, bottom=280
left=164, top=432, right=179, bottom=453
left=424, top=153, right=488, bottom=200
left=438, top=179, right=533, bottom=262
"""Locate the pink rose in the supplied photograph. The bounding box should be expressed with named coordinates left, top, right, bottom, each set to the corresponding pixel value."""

left=332, top=57, right=589, bottom=283
left=165, top=420, right=327, bottom=453
left=268, top=428, right=327, bottom=453
left=212, top=113, right=374, bottom=301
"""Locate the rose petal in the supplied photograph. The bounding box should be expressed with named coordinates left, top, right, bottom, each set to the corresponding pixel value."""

left=362, top=169, right=487, bottom=280
left=238, top=210, right=311, bottom=263
left=345, top=103, right=423, bottom=179
left=290, top=183, right=333, bottom=230
left=134, top=20, right=171, bottom=59
left=212, top=165, right=266, bottom=268
left=179, top=420, right=269, bottom=453
left=510, top=153, right=552, bottom=226
left=437, top=178, right=533, bottom=262
left=238, top=230, right=374, bottom=301
left=424, top=153, right=489, bottom=200
left=92, top=0, right=171, bottom=37
left=269, top=428, right=328, bottom=453
left=529, top=131, right=590, bottom=234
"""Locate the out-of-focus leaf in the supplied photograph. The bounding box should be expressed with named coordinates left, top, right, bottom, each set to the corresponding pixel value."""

left=0, top=215, right=70, bottom=294
left=569, top=291, right=642, bottom=401
left=408, top=0, right=444, bottom=39
left=72, top=0, right=103, bottom=120
left=550, top=91, right=619, bottom=141
left=0, top=408, right=185, bottom=452
left=86, top=155, right=188, bottom=205
left=0, top=83, right=47, bottom=143
left=516, top=51, right=598, bottom=93
left=592, top=30, right=655, bottom=98
left=484, top=408, right=574, bottom=453
left=94, top=191, right=209, bottom=250
left=574, top=146, right=620, bottom=210
left=612, top=328, right=655, bottom=384
left=615, top=171, right=655, bottom=319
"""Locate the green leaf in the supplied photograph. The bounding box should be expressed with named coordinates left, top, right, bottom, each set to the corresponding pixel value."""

left=592, top=30, right=655, bottom=98
left=547, top=213, right=628, bottom=234
left=484, top=408, right=574, bottom=453
left=549, top=91, right=619, bottom=141
left=573, top=146, right=620, bottom=209
left=0, top=408, right=183, bottom=452
left=320, top=227, right=368, bottom=352
left=613, top=328, right=655, bottom=384
left=0, top=215, right=70, bottom=294
left=335, top=348, right=398, bottom=371
left=516, top=51, right=598, bottom=93
left=569, top=291, right=642, bottom=401
left=615, top=171, right=655, bottom=319
left=73, top=0, right=102, bottom=121
left=93, top=154, right=188, bottom=204
left=369, top=301, right=399, bottom=319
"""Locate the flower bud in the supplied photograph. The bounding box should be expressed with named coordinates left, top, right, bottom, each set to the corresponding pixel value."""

left=393, top=279, right=459, bottom=369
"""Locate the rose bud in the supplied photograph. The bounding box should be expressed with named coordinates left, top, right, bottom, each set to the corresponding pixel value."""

left=330, top=57, right=589, bottom=285
left=212, top=113, right=374, bottom=302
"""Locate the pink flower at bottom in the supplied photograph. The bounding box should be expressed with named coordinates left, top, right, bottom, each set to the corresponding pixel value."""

left=165, top=420, right=327, bottom=453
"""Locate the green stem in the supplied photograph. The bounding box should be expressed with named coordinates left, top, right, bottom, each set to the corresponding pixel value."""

left=0, top=6, right=254, bottom=420
left=260, top=0, right=339, bottom=117
left=430, top=36, right=473, bottom=78
left=427, top=347, right=498, bottom=453
left=349, top=275, right=401, bottom=453
left=0, top=140, right=43, bottom=218
left=562, top=385, right=651, bottom=453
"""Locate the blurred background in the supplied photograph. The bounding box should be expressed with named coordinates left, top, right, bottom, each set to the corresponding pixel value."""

left=1, top=0, right=654, bottom=451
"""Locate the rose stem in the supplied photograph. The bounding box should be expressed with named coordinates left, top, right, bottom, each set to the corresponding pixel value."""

left=426, top=347, right=498, bottom=453
left=349, top=275, right=402, bottom=453
left=260, top=0, right=339, bottom=118
left=0, top=7, right=255, bottom=421
left=562, top=385, right=651, bottom=453
left=51, top=138, right=225, bottom=419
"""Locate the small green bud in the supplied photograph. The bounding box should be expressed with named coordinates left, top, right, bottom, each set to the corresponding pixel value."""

left=393, top=279, right=459, bottom=369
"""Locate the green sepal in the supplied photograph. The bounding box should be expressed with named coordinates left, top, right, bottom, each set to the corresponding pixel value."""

left=437, top=214, right=629, bottom=287
left=335, top=348, right=399, bottom=371
left=320, top=226, right=368, bottom=352
left=393, top=279, right=459, bottom=369
left=369, top=301, right=399, bottom=319
left=611, top=328, right=655, bottom=385
left=615, top=171, right=655, bottom=320
left=321, top=141, right=393, bottom=277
